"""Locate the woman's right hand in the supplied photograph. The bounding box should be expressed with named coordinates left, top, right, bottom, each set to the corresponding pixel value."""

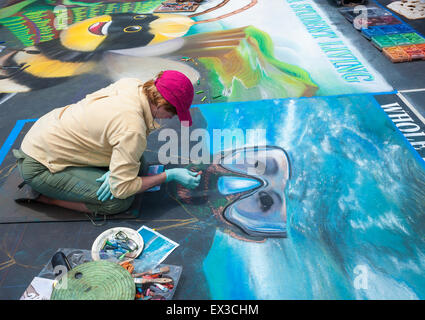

left=165, top=168, right=201, bottom=189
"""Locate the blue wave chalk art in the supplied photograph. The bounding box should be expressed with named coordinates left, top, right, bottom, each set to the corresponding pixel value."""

left=197, top=95, right=425, bottom=299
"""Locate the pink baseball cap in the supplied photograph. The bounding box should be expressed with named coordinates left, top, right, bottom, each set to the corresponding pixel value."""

left=154, top=70, right=194, bottom=127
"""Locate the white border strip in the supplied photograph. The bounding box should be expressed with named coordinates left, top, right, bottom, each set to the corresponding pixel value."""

left=398, top=88, right=425, bottom=94
left=396, top=92, right=425, bottom=125
left=0, top=93, right=16, bottom=105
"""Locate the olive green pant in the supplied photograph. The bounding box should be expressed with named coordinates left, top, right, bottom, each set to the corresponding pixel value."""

left=13, top=149, right=136, bottom=215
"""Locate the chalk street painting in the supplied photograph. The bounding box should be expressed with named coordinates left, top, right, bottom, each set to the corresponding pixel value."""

left=1, top=0, right=424, bottom=300
left=140, top=95, right=425, bottom=299
left=0, top=0, right=391, bottom=101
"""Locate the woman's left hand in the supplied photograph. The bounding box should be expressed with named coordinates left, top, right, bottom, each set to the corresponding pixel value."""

left=96, top=171, right=115, bottom=202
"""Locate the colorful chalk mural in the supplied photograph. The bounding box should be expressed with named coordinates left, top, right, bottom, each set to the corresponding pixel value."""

left=153, top=95, right=425, bottom=299
left=0, top=0, right=424, bottom=300
left=0, top=0, right=391, bottom=100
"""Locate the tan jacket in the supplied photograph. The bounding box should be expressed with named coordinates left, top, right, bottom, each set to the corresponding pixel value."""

left=21, top=78, right=157, bottom=199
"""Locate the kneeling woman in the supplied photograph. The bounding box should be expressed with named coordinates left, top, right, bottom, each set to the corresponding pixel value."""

left=13, top=70, right=201, bottom=216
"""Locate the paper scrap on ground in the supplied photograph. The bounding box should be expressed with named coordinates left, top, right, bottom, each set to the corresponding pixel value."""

left=20, top=277, right=54, bottom=300
left=133, top=226, right=179, bottom=272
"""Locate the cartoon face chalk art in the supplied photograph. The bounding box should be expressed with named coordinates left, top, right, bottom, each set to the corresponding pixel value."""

left=0, top=0, right=391, bottom=100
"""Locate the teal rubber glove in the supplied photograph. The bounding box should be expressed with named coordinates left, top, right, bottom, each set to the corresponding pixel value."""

left=96, top=171, right=115, bottom=202
left=165, top=168, right=201, bottom=189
